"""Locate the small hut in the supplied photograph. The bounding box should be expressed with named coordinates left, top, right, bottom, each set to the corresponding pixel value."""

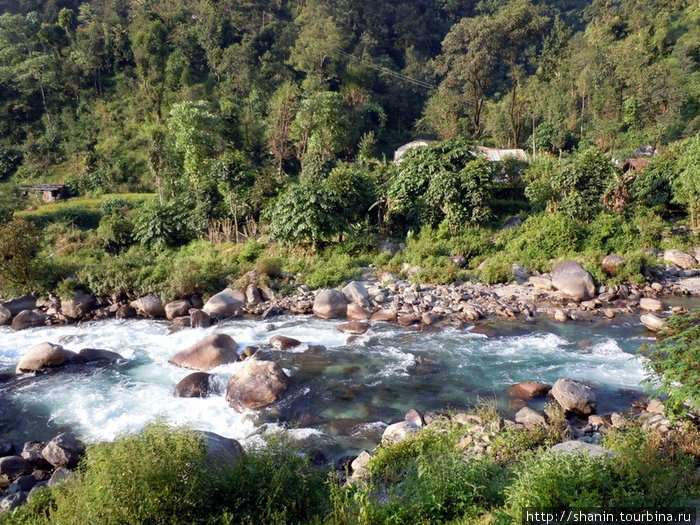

left=21, top=184, right=66, bottom=203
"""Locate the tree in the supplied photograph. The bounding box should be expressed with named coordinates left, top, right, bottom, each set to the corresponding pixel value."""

left=132, top=17, right=169, bottom=121
left=672, top=133, right=700, bottom=228
left=267, top=81, right=300, bottom=176
left=291, top=91, right=348, bottom=162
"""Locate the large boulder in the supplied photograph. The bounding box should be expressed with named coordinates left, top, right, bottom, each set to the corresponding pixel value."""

left=507, top=382, right=551, bottom=398
left=342, top=281, right=370, bottom=306
left=0, top=304, right=11, bottom=326
left=338, top=321, right=369, bottom=334
left=165, top=299, right=191, bottom=320
left=60, top=291, right=96, bottom=320
left=174, top=372, right=215, bottom=398
left=130, top=294, right=165, bottom=318
left=41, top=433, right=85, bottom=469
left=202, top=289, right=244, bottom=319
left=78, top=348, right=122, bottom=363
left=551, top=378, right=597, bottom=415
left=269, top=335, right=302, bottom=350
left=346, top=304, right=371, bottom=320
left=0, top=456, right=33, bottom=487
left=197, top=431, right=245, bottom=469
left=245, top=284, right=263, bottom=305
left=663, top=249, right=697, bottom=269
left=313, top=290, right=348, bottom=319
left=169, top=334, right=238, bottom=371
left=225, top=359, right=289, bottom=411
left=11, top=310, right=45, bottom=331
left=16, top=343, right=73, bottom=373
left=381, top=421, right=421, bottom=444
left=551, top=261, right=596, bottom=301
left=515, top=407, right=546, bottom=426
left=189, top=309, right=212, bottom=328
left=640, top=313, right=665, bottom=332
left=639, top=298, right=664, bottom=312
left=3, top=294, right=36, bottom=316
left=601, top=255, right=625, bottom=276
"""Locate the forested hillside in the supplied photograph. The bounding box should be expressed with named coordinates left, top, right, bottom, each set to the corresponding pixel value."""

left=0, top=0, right=699, bottom=298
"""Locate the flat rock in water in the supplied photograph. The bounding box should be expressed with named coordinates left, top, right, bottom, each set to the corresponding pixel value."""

left=16, top=343, right=73, bottom=373
left=269, top=335, right=302, bottom=350
left=169, top=334, right=238, bottom=371
left=337, top=322, right=369, bottom=334
left=371, top=309, right=397, bottom=322
left=78, top=348, right=122, bottom=363
left=551, top=440, right=616, bottom=457
left=225, top=359, right=289, bottom=411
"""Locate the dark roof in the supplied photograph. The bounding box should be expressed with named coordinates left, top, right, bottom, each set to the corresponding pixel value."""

left=20, top=184, right=66, bottom=191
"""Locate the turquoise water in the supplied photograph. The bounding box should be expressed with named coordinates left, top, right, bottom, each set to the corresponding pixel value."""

left=0, top=315, right=656, bottom=455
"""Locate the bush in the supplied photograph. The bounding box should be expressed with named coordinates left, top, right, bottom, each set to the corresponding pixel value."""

left=641, top=308, right=700, bottom=418
left=133, top=198, right=194, bottom=250
left=0, top=219, right=40, bottom=296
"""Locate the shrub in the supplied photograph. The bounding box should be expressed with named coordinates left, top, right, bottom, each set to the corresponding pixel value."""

left=133, top=198, right=194, bottom=250
left=0, top=219, right=40, bottom=296
left=96, top=213, right=135, bottom=253
left=641, top=308, right=700, bottom=418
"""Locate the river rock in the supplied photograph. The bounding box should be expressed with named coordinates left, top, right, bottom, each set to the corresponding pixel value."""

left=349, top=450, right=372, bottom=480
left=342, top=281, right=369, bottom=306
left=169, top=334, right=238, bottom=371
left=47, top=467, right=74, bottom=487
left=11, top=310, right=45, bottom=331
left=189, top=309, right=211, bottom=328
left=246, top=284, right=263, bottom=305
left=551, top=379, right=597, bottom=415
left=405, top=409, right=425, bottom=427
left=269, top=335, right=302, bottom=350
left=41, top=433, right=85, bottom=469
left=639, top=298, right=664, bottom=312
left=60, top=291, right=96, bottom=320
left=371, top=309, right=397, bottom=322
left=450, top=255, right=467, bottom=267
left=507, top=382, right=551, bottom=398
left=551, top=441, right=615, bottom=457
left=515, top=407, right=546, bottom=426
left=640, top=313, right=665, bottom=332
left=0, top=304, right=10, bottom=325
left=313, top=290, right=348, bottom=319
left=225, top=359, right=289, bottom=411
left=6, top=474, right=35, bottom=495
left=553, top=309, right=568, bottom=322
left=165, top=299, right=191, bottom=320
left=116, top=305, right=136, bottom=319
left=16, top=342, right=73, bottom=373
left=21, top=442, right=49, bottom=468
left=382, top=421, right=421, bottom=444
left=338, top=322, right=369, bottom=334
left=398, top=313, right=420, bottom=326
left=551, top=261, right=596, bottom=301
left=202, top=288, right=245, bottom=319
left=0, top=456, right=33, bottom=486
left=174, top=372, right=214, bottom=398
left=3, top=294, right=36, bottom=316
left=601, top=255, right=625, bottom=276
left=346, top=303, right=371, bottom=320
left=0, top=492, right=28, bottom=512
left=197, top=431, right=245, bottom=468
left=663, top=249, right=697, bottom=269
left=511, top=264, right=530, bottom=283
left=528, top=276, right=554, bottom=291
left=78, top=348, right=122, bottom=363
left=130, top=294, right=165, bottom=318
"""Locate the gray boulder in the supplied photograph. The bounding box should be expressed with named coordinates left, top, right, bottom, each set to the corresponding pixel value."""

left=663, top=249, right=697, bottom=269
left=640, top=313, right=665, bottom=332
left=174, top=372, right=214, bottom=398
left=313, top=290, right=348, bottom=319
left=269, top=335, right=302, bottom=350
left=225, top=359, right=289, bottom=411
left=60, top=291, right=96, bottom=320
left=165, top=299, right=192, bottom=320
left=0, top=304, right=10, bottom=325
left=639, top=298, right=664, bottom=312
left=47, top=467, right=74, bottom=487
left=202, top=288, right=244, bottom=319
left=78, top=348, right=122, bottom=363
left=41, top=433, right=85, bottom=469
left=189, top=309, right=212, bottom=328
left=0, top=456, right=33, bottom=487
left=551, top=261, right=596, bottom=301
left=601, top=255, right=625, bottom=276
left=515, top=407, right=546, bottom=426
left=130, top=294, right=165, bottom=318
left=116, top=305, right=137, bottom=319
left=342, top=281, right=370, bottom=306
left=551, top=441, right=616, bottom=457
left=11, top=310, right=45, bottom=331
left=382, top=421, right=421, bottom=444
left=16, top=343, right=73, bottom=373
left=551, top=378, right=597, bottom=415
left=197, top=431, right=245, bottom=469
left=245, top=284, right=263, bottom=305
left=3, top=294, right=36, bottom=316
left=0, top=492, right=28, bottom=512
left=20, top=441, right=49, bottom=468
left=6, top=475, right=35, bottom=495
left=169, top=334, right=238, bottom=372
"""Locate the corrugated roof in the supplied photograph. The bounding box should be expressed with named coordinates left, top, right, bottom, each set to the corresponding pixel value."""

left=476, top=146, right=528, bottom=162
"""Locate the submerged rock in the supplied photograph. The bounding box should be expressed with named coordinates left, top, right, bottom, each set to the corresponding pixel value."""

left=169, top=333, right=238, bottom=371
left=225, top=359, right=289, bottom=411
left=337, top=322, right=369, bottom=334
left=78, top=348, right=122, bottom=363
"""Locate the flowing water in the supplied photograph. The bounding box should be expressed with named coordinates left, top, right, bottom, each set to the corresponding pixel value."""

left=0, top=314, right=660, bottom=458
